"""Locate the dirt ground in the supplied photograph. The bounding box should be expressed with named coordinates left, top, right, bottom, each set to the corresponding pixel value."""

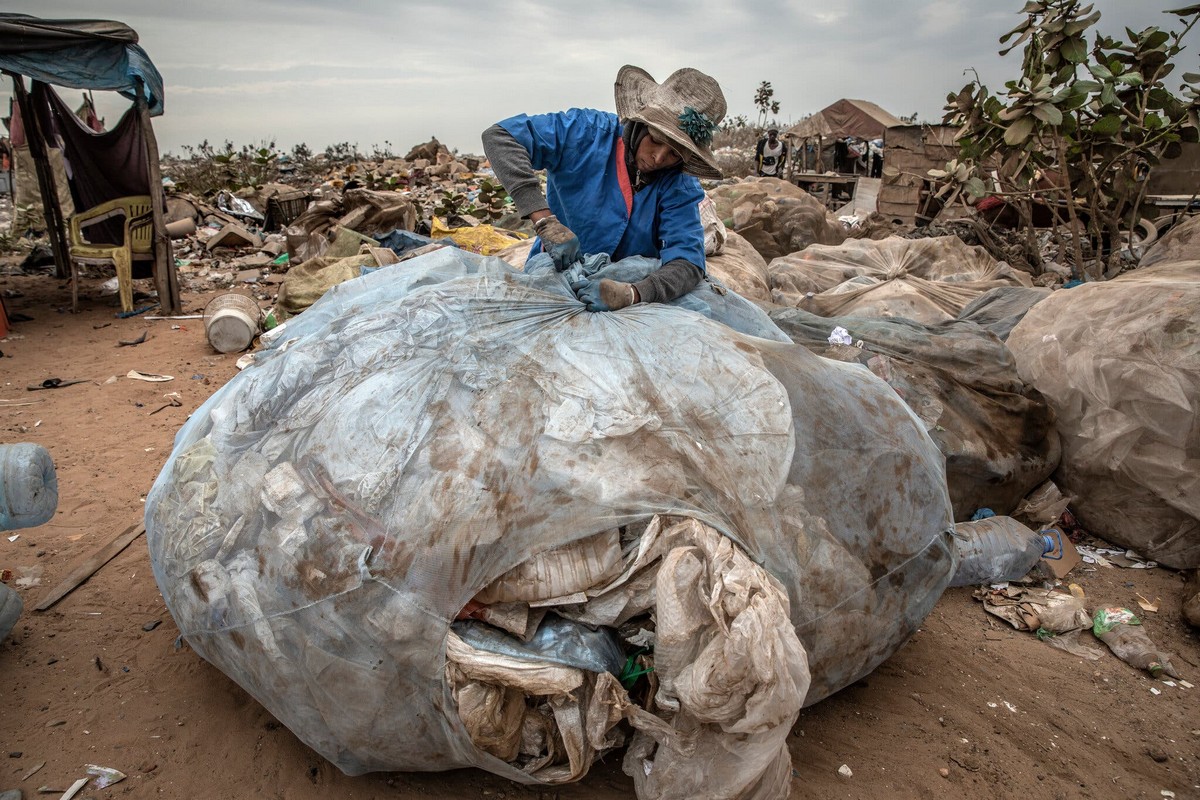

left=1, top=267, right=1198, bottom=800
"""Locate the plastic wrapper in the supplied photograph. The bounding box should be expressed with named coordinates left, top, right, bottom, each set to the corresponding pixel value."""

left=769, top=236, right=1033, bottom=323
left=1007, top=261, right=1200, bottom=568
left=146, top=246, right=955, bottom=794
left=430, top=217, right=529, bottom=255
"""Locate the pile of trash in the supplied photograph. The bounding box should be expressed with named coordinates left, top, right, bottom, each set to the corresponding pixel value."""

left=153, top=137, right=526, bottom=304
left=146, top=246, right=956, bottom=796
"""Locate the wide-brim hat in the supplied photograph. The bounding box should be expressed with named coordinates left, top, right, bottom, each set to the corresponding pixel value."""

left=614, top=65, right=726, bottom=180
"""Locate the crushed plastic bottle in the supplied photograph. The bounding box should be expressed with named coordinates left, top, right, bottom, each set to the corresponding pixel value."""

left=949, top=516, right=1052, bottom=587
left=1093, top=608, right=1181, bottom=679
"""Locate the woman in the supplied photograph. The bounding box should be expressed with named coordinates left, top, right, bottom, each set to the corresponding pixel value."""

left=481, top=65, right=725, bottom=311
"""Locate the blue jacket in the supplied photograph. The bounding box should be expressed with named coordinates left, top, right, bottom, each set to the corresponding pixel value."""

left=499, top=108, right=706, bottom=271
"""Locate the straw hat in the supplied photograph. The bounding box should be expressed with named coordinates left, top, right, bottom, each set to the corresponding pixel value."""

left=614, top=65, right=726, bottom=180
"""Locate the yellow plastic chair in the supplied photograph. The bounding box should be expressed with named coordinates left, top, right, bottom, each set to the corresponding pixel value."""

left=67, top=195, right=154, bottom=313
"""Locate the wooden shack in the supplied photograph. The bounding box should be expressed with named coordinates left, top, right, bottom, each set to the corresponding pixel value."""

left=877, top=124, right=965, bottom=225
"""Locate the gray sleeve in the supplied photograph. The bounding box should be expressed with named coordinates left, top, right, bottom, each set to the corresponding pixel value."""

left=481, top=124, right=549, bottom=218
left=632, top=259, right=703, bottom=304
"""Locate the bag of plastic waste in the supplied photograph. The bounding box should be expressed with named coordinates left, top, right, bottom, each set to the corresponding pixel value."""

left=1007, top=261, right=1200, bottom=568
left=708, top=178, right=847, bottom=262
left=769, top=236, right=1032, bottom=323
left=146, top=246, right=955, bottom=797
left=0, top=442, right=58, bottom=531
left=768, top=308, right=1058, bottom=519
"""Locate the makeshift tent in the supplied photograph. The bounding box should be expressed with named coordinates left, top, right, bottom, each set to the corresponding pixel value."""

left=784, top=99, right=903, bottom=173
left=0, top=13, right=179, bottom=313
left=787, top=99, right=902, bottom=142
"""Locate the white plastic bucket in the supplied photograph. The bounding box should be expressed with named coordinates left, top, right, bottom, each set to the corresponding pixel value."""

left=204, top=293, right=261, bottom=353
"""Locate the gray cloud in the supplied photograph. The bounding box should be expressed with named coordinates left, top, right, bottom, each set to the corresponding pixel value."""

left=4, top=0, right=1197, bottom=156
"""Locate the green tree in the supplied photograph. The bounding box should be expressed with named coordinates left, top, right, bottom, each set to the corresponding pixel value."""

left=754, top=81, right=782, bottom=130
left=936, top=1, right=1200, bottom=277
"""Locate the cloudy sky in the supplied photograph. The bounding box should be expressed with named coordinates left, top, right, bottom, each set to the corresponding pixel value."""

left=4, top=1, right=1198, bottom=157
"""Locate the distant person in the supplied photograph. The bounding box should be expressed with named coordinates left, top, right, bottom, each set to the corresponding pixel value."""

left=869, top=139, right=883, bottom=178
left=755, top=127, right=787, bottom=177
left=482, top=65, right=726, bottom=311
left=834, top=138, right=850, bottom=173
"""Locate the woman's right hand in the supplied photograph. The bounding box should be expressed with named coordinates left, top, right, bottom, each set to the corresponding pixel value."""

left=533, top=214, right=582, bottom=271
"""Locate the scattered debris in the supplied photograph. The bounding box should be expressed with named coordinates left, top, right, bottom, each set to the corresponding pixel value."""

left=125, top=370, right=174, bottom=382
left=34, top=523, right=146, bottom=611
left=85, top=765, right=126, bottom=789
left=26, top=378, right=86, bottom=391
left=1093, top=608, right=1180, bottom=680
left=116, top=331, right=148, bottom=347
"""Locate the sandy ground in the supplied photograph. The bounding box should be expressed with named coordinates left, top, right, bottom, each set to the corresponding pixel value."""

left=1, top=267, right=1198, bottom=800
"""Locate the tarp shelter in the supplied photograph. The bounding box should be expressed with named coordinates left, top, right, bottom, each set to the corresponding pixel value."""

left=784, top=99, right=903, bottom=173
left=0, top=13, right=179, bottom=313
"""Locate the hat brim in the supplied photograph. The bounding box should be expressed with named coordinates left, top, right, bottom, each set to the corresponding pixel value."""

left=629, top=107, right=723, bottom=180
left=614, top=65, right=658, bottom=119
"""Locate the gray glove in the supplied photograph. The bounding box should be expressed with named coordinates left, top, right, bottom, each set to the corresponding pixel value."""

left=533, top=214, right=582, bottom=271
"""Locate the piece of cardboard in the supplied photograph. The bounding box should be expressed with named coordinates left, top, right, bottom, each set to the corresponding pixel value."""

left=1040, top=526, right=1081, bottom=579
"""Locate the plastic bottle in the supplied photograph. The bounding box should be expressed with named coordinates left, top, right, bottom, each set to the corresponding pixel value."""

left=1093, top=608, right=1180, bottom=679
left=0, top=442, right=59, bottom=531
left=949, top=515, right=1051, bottom=587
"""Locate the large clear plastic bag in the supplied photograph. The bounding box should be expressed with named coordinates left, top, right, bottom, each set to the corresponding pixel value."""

left=1007, top=260, right=1200, bottom=568
left=768, top=307, right=1059, bottom=520
left=146, top=247, right=955, bottom=794
left=769, top=236, right=1032, bottom=323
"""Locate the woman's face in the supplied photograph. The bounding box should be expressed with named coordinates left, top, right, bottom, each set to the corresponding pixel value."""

left=636, top=131, right=683, bottom=173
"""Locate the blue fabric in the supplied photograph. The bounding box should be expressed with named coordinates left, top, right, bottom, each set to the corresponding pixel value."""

left=0, top=41, right=164, bottom=116
left=498, top=108, right=706, bottom=271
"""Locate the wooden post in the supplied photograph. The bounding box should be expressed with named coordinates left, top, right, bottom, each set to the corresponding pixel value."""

left=7, top=74, right=73, bottom=288
left=135, top=81, right=180, bottom=314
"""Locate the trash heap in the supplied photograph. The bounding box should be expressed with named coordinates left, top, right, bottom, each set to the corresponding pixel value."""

left=145, top=247, right=956, bottom=797
left=155, top=137, right=528, bottom=306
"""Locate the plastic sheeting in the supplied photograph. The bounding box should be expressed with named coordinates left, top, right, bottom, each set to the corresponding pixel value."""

left=768, top=307, right=1058, bottom=520
left=769, top=236, right=1033, bottom=323
left=957, top=286, right=1052, bottom=341
left=1007, top=260, right=1200, bottom=568
left=703, top=230, right=772, bottom=303
left=146, top=247, right=955, bottom=790
left=1140, top=214, right=1200, bottom=268
left=0, top=14, right=164, bottom=116
left=708, top=178, right=847, bottom=262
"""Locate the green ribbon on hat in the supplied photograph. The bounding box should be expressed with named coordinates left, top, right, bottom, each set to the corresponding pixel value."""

left=678, top=106, right=716, bottom=146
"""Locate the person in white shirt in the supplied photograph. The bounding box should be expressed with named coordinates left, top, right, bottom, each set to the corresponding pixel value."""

left=755, top=128, right=787, bottom=177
